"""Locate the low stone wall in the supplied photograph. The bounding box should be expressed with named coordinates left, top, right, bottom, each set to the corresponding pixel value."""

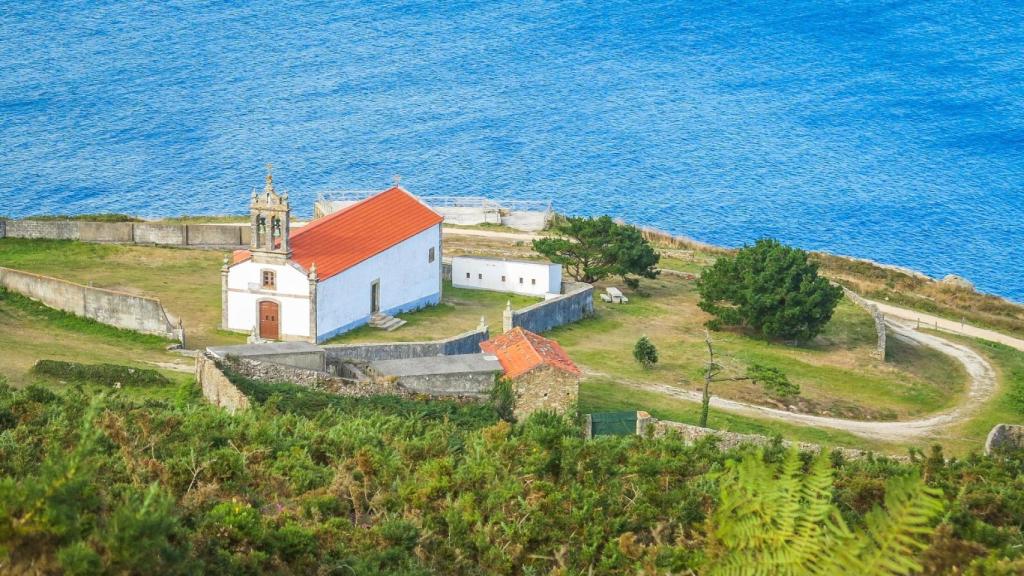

left=387, top=370, right=495, bottom=397
left=5, top=219, right=79, bottom=240
left=80, top=221, right=134, bottom=243
left=323, top=327, right=489, bottom=366
left=842, top=287, right=887, bottom=360
left=195, top=355, right=250, bottom=413
left=985, top=424, right=1024, bottom=455
left=651, top=419, right=879, bottom=460
left=133, top=222, right=187, bottom=245
left=187, top=224, right=242, bottom=246
left=1, top=218, right=248, bottom=248
left=508, top=281, right=594, bottom=334
left=0, top=266, right=182, bottom=341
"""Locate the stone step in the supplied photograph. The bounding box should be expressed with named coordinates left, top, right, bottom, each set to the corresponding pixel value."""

left=384, top=318, right=407, bottom=332
left=369, top=312, right=406, bottom=331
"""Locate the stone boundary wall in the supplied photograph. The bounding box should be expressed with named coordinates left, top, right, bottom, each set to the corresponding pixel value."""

left=323, top=327, right=489, bottom=365
left=4, top=219, right=80, bottom=240
left=0, top=266, right=183, bottom=342
left=195, top=354, right=250, bottom=413
left=509, top=281, right=594, bottom=334
left=842, top=287, right=887, bottom=360
left=650, top=419, right=884, bottom=461
left=0, top=218, right=249, bottom=247
left=225, top=356, right=396, bottom=397
left=985, top=424, right=1024, bottom=455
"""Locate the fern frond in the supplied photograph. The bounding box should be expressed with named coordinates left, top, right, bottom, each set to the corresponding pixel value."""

left=853, top=474, right=944, bottom=576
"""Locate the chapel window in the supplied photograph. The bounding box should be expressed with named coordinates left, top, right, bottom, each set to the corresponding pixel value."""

left=428, top=247, right=435, bottom=263
left=262, top=270, right=276, bottom=289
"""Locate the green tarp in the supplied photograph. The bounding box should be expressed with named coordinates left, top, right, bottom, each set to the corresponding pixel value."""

left=590, top=411, right=637, bottom=437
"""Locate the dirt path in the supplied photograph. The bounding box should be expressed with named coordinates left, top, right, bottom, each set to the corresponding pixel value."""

left=624, top=319, right=996, bottom=441
left=442, top=227, right=543, bottom=241
left=867, top=299, right=1024, bottom=353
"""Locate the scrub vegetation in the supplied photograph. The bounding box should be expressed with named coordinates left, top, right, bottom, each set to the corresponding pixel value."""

left=2, top=380, right=1023, bottom=574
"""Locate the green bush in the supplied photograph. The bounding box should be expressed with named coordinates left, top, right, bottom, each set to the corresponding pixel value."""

left=31, top=359, right=171, bottom=387
left=633, top=336, right=658, bottom=369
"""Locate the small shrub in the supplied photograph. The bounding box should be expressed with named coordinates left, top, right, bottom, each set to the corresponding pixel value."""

left=633, top=336, right=658, bottom=369
left=32, top=360, right=171, bottom=387
left=490, top=377, right=517, bottom=423
left=57, top=542, right=103, bottom=576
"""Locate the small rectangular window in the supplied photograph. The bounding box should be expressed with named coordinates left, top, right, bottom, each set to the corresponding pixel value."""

left=478, top=273, right=483, bottom=280
left=428, top=247, right=435, bottom=263
left=519, top=277, right=523, bottom=284
left=261, top=270, right=276, bottom=289
left=466, top=272, right=470, bottom=279
left=531, top=278, right=536, bottom=285
left=501, top=275, right=506, bottom=282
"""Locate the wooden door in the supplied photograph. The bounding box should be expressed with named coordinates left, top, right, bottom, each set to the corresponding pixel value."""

left=259, top=301, right=279, bottom=340
left=371, top=281, right=380, bottom=313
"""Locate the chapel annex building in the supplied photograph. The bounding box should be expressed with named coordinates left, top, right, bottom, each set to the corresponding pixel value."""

left=222, top=171, right=443, bottom=343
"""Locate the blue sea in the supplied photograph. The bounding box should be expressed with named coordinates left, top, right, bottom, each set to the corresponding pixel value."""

left=2, top=1, right=1022, bottom=299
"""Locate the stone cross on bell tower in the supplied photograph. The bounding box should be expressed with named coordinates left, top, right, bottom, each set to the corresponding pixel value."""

left=250, top=163, right=291, bottom=264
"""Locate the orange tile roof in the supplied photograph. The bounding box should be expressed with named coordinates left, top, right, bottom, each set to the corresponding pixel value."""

left=480, top=327, right=581, bottom=379
left=232, top=249, right=252, bottom=264
left=230, top=187, right=442, bottom=280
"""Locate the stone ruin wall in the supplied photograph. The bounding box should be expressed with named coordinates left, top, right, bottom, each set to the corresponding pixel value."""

left=195, top=355, right=250, bottom=413
left=842, top=286, right=887, bottom=361
left=649, top=418, right=890, bottom=461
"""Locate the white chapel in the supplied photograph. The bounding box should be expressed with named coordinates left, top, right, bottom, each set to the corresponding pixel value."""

left=222, top=170, right=443, bottom=342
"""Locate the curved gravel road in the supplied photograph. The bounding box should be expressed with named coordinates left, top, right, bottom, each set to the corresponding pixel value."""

left=631, top=319, right=996, bottom=442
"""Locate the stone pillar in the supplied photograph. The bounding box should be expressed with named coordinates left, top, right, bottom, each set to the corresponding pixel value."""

left=220, top=256, right=230, bottom=329
left=636, top=411, right=653, bottom=436
left=502, top=300, right=513, bottom=333
left=308, top=263, right=318, bottom=343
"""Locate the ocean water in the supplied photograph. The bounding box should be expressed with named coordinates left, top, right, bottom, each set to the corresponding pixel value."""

left=1, top=1, right=1022, bottom=299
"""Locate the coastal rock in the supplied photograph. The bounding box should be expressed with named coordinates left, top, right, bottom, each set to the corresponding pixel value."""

left=941, top=274, right=974, bottom=291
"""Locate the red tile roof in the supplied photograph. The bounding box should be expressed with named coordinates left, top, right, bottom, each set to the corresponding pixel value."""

left=230, top=187, right=442, bottom=280
left=232, top=249, right=252, bottom=264
left=480, top=327, right=581, bottom=379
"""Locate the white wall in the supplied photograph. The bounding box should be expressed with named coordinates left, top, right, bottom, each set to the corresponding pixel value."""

left=316, top=224, right=442, bottom=340
left=226, top=260, right=311, bottom=338
left=452, top=256, right=561, bottom=297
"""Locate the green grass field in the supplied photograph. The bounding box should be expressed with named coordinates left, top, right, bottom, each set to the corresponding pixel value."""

left=549, top=274, right=965, bottom=421
left=0, top=238, right=241, bottom=348
left=0, top=288, right=193, bottom=388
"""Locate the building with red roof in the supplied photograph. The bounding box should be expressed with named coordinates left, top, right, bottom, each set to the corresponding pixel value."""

left=480, top=327, right=581, bottom=418
left=223, top=169, right=443, bottom=342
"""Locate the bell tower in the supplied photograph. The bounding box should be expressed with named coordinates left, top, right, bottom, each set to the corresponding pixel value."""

left=250, top=164, right=291, bottom=264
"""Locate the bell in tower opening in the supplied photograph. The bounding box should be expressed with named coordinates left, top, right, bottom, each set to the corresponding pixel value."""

left=249, top=164, right=291, bottom=264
